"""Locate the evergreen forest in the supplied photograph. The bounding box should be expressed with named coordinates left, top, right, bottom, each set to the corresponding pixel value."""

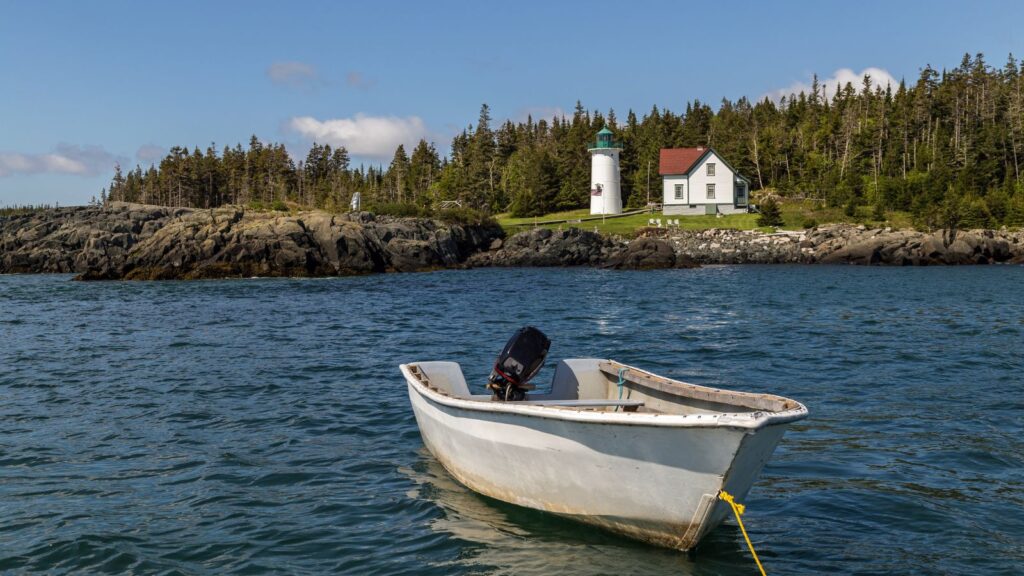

left=105, top=53, right=1024, bottom=228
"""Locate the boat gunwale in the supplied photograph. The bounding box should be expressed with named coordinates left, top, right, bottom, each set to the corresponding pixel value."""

left=400, top=361, right=808, bottom=430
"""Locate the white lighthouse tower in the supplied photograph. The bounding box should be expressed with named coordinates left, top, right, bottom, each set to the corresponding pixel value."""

left=589, top=127, right=623, bottom=215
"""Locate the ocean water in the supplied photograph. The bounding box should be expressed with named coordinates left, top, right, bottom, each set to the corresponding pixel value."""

left=1, top=266, right=1022, bottom=575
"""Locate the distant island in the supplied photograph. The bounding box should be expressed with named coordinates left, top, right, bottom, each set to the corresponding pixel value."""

left=4, top=53, right=1024, bottom=279
left=70, top=52, right=1024, bottom=234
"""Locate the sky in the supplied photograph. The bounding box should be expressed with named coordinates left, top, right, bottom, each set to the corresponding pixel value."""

left=2, top=0, right=1023, bottom=206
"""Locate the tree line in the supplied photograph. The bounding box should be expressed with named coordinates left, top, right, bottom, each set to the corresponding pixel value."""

left=105, top=52, right=1024, bottom=227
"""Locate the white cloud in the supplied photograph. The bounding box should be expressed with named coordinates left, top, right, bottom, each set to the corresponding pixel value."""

left=286, top=114, right=429, bottom=159
left=766, top=67, right=899, bottom=102
left=267, top=61, right=319, bottom=87
left=0, top=144, right=120, bottom=177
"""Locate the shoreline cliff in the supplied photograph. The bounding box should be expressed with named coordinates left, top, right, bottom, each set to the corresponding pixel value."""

left=2, top=204, right=1023, bottom=280
left=0, top=203, right=502, bottom=280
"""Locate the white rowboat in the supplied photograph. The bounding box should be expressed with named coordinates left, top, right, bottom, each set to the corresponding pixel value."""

left=401, top=358, right=808, bottom=550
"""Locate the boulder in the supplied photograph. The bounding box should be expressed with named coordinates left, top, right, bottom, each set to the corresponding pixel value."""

left=466, top=227, right=612, bottom=267
left=920, top=234, right=947, bottom=260
left=818, top=239, right=884, bottom=265
left=387, top=238, right=442, bottom=272
left=606, top=238, right=680, bottom=269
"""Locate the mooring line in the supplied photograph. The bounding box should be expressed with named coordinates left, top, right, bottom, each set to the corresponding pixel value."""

left=614, top=367, right=627, bottom=411
left=718, top=490, right=767, bottom=576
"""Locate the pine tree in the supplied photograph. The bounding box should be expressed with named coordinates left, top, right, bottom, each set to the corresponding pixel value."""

left=408, top=140, right=441, bottom=206
left=757, top=198, right=784, bottom=227
left=109, top=163, right=125, bottom=202
left=503, top=145, right=558, bottom=217
left=386, top=144, right=410, bottom=204
left=467, top=104, right=496, bottom=207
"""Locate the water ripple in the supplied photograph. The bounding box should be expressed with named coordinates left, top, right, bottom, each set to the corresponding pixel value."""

left=1, top=266, right=1022, bottom=574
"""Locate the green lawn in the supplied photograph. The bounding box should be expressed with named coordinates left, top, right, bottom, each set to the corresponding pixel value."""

left=777, top=199, right=916, bottom=230
left=496, top=201, right=918, bottom=237
left=497, top=208, right=764, bottom=237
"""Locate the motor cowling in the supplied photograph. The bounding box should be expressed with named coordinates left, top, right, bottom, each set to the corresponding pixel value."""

left=487, top=326, right=550, bottom=401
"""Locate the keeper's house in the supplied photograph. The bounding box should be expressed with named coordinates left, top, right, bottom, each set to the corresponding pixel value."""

left=660, top=147, right=750, bottom=215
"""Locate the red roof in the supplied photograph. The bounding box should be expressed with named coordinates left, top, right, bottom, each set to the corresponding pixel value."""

left=659, top=148, right=709, bottom=175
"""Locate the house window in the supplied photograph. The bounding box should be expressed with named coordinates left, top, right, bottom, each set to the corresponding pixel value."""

left=706, top=183, right=716, bottom=199
left=706, top=163, right=716, bottom=177
left=674, top=184, right=684, bottom=200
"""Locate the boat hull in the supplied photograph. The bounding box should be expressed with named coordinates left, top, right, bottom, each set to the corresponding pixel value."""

left=407, top=381, right=789, bottom=550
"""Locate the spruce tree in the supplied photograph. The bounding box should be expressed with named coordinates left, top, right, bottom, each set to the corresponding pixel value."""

left=757, top=198, right=784, bottom=227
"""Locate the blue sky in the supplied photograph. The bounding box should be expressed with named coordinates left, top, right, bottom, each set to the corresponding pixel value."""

left=2, top=0, right=1022, bottom=206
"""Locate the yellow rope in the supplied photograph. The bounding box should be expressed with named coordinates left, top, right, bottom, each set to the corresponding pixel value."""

left=718, top=490, right=767, bottom=576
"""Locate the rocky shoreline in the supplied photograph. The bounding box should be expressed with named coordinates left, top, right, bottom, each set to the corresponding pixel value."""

left=2, top=204, right=1023, bottom=280
left=465, top=224, right=1024, bottom=267
left=655, top=225, right=1024, bottom=265
left=0, top=203, right=502, bottom=280
left=466, top=228, right=696, bottom=270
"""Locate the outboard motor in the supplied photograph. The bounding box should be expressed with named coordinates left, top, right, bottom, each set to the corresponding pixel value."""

left=487, top=326, right=551, bottom=401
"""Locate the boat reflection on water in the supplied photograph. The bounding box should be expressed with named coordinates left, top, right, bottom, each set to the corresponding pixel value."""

left=401, top=448, right=754, bottom=576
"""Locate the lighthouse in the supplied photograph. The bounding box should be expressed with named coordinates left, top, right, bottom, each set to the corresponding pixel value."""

left=589, top=127, right=623, bottom=215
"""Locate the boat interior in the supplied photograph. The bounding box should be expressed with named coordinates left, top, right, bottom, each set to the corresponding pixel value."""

left=406, top=359, right=799, bottom=416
